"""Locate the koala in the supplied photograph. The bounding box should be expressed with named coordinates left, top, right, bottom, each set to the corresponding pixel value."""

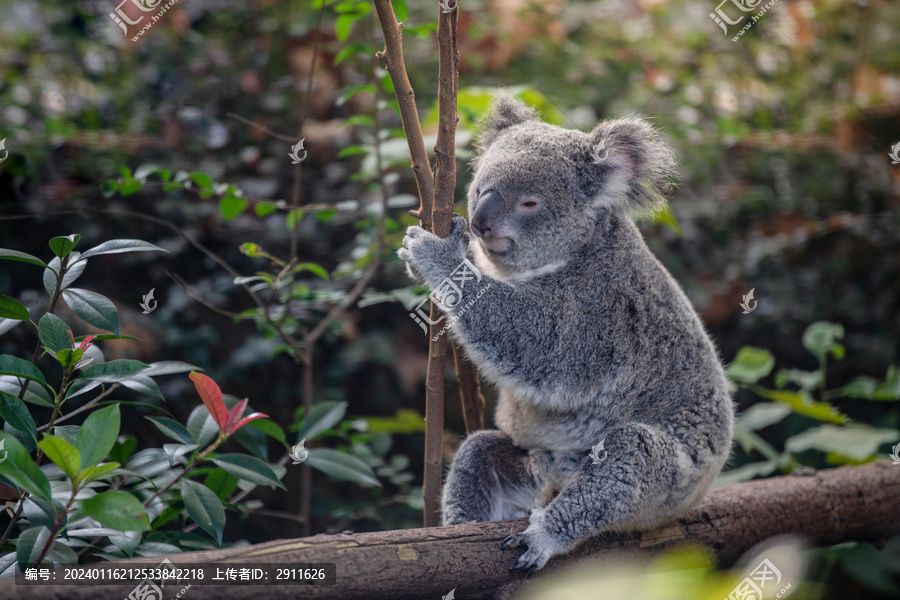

left=398, top=95, right=734, bottom=572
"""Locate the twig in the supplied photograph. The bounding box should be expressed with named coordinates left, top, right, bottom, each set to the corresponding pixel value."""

left=225, top=112, right=297, bottom=142
left=36, top=384, right=119, bottom=432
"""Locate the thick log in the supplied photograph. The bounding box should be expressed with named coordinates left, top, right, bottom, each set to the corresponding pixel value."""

left=4, top=462, right=899, bottom=600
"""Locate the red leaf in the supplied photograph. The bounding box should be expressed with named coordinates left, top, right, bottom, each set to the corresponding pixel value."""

left=230, top=413, right=269, bottom=434
left=189, top=371, right=227, bottom=432
left=78, top=335, right=97, bottom=350
left=223, top=398, right=249, bottom=434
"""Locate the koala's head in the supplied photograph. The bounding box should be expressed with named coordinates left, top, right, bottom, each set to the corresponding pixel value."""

left=467, top=95, right=676, bottom=277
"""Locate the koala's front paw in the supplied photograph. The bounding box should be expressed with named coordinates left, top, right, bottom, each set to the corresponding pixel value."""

left=397, top=215, right=470, bottom=283
left=501, top=516, right=567, bottom=573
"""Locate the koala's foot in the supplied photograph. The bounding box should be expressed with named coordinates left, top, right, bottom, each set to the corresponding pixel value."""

left=501, top=511, right=568, bottom=573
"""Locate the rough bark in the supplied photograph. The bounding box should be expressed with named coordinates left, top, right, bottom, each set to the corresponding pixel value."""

left=6, top=462, right=899, bottom=600
left=453, top=341, right=486, bottom=432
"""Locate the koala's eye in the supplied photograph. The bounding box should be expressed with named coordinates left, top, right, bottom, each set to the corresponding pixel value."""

left=518, top=198, right=541, bottom=210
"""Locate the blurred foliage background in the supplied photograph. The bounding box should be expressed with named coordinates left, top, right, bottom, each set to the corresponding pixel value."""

left=0, top=0, right=898, bottom=597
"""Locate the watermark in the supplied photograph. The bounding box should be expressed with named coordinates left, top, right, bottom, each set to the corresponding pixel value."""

left=409, top=258, right=486, bottom=335
left=725, top=557, right=793, bottom=600
left=443, top=588, right=457, bottom=600
left=289, top=439, right=308, bottom=465
left=0, top=438, right=6, bottom=463
left=589, top=439, right=607, bottom=465
left=288, top=139, right=307, bottom=164
left=124, top=558, right=190, bottom=600
left=889, top=142, right=900, bottom=165
left=709, top=0, right=780, bottom=42
left=590, top=140, right=609, bottom=164
left=740, top=288, right=757, bottom=314
left=140, top=288, right=158, bottom=314
left=109, top=0, right=181, bottom=43
left=439, top=0, right=458, bottom=14
left=0, top=138, right=8, bottom=163
left=891, top=443, right=900, bottom=465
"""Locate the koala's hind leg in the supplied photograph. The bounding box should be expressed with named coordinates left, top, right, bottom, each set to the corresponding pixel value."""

left=503, top=420, right=729, bottom=571
left=442, top=430, right=551, bottom=526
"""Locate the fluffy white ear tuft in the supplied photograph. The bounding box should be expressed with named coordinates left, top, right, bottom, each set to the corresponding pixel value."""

left=581, top=116, right=677, bottom=215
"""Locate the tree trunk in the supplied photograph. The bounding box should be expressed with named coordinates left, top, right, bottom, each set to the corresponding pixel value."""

left=6, top=462, right=898, bottom=600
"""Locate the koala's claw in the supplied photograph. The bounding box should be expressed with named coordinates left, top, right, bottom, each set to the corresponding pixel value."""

left=501, top=533, right=525, bottom=550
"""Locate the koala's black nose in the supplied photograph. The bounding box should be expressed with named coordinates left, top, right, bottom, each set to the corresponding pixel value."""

left=472, top=190, right=504, bottom=239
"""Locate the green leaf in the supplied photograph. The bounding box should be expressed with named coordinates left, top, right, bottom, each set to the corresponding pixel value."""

left=294, top=262, right=329, bottom=280
left=785, top=424, right=900, bottom=462
left=246, top=419, right=286, bottom=445
left=55, top=348, right=84, bottom=370
left=119, top=375, right=163, bottom=400
left=306, top=448, right=380, bottom=487
left=647, top=204, right=684, bottom=236
left=210, top=455, right=285, bottom=489
left=0, top=295, right=29, bottom=321
left=49, top=235, right=81, bottom=258
left=0, top=376, right=52, bottom=407
left=335, top=13, right=356, bottom=41
left=190, top=172, right=214, bottom=197
left=204, top=468, right=239, bottom=501
left=726, top=347, right=774, bottom=384
left=74, top=462, right=120, bottom=487
left=220, top=195, right=248, bottom=220
left=296, top=401, right=347, bottom=441
left=360, top=409, right=426, bottom=434
left=79, top=491, right=150, bottom=531
left=43, top=253, right=87, bottom=296
left=834, top=376, right=879, bottom=400
left=109, top=435, right=138, bottom=464
left=62, top=288, right=120, bottom=334
left=774, top=369, right=822, bottom=391
left=143, top=361, right=202, bottom=377
left=334, top=43, right=371, bottom=65
left=76, top=404, right=121, bottom=468
left=164, top=443, right=198, bottom=466
left=38, top=436, right=81, bottom=480
left=186, top=405, right=219, bottom=448
left=230, top=422, right=268, bottom=459
left=874, top=366, right=900, bottom=401
left=802, top=321, right=845, bottom=361
left=752, top=387, right=849, bottom=424
left=0, top=390, right=37, bottom=442
left=146, top=416, right=193, bottom=444
left=77, top=360, right=149, bottom=383
left=0, top=432, right=52, bottom=503
left=38, top=313, right=73, bottom=354
left=0, top=248, right=47, bottom=268
left=736, top=402, right=791, bottom=432
left=77, top=239, right=167, bottom=260
left=16, top=526, right=52, bottom=570
left=337, top=83, right=376, bottom=106
left=254, top=202, right=278, bottom=217
left=0, top=355, right=53, bottom=392
left=181, top=480, right=225, bottom=544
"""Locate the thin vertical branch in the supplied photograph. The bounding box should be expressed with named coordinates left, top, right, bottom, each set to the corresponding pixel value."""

left=420, top=0, right=460, bottom=527
left=452, top=342, right=484, bottom=432
left=372, top=0, right=435, bottom=232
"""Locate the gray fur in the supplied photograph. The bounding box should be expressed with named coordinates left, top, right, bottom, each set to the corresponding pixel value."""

left=398, top=95, right=733, bottom=572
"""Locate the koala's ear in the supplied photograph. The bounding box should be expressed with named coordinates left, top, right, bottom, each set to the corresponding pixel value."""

left=475, top=94, right=540, bottom=153
left=580, top=116, right=677, bottom=216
